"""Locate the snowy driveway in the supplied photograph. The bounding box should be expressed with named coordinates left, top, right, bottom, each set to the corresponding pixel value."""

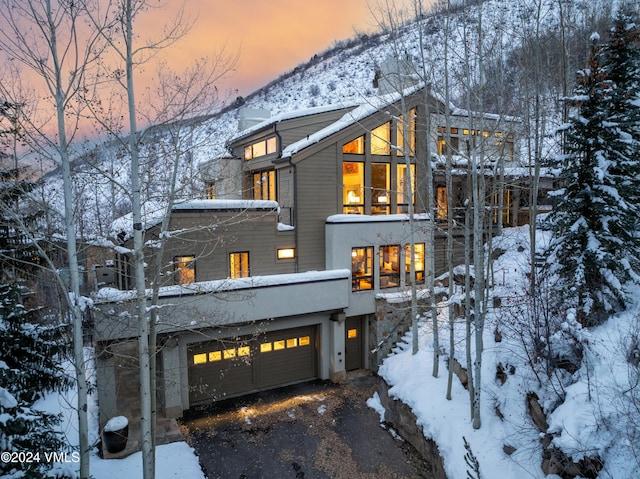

left=180, top=373, right=431, bottom=479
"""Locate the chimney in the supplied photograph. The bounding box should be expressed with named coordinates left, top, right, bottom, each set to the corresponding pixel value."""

left=238, top=108, right=271, bottom=132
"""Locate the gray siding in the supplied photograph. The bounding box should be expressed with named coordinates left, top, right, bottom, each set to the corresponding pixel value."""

left=295, top=144, right=340, bottom=271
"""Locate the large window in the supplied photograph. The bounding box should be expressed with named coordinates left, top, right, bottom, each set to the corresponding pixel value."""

left=343, top=162, right=364, bottom=214
left=175, top=256, right=195, bottom=284
left=405, top=243, right=425, bottom=285
left=253, top=170, right=276, bottom=201
left=371, top=122, right=391, bottom=155
left=371, top=163, right=390, bottom=215
left=230, top=252, right=250, bottom=279
left=396, top=164, right=416, bottom=212
left=244, top=136, right=277, bottom=160
left=493, top=189, right=512, bottom=225
left=379, top=245, right=400, bottom=289
left=351, top=247, right=373, bottom=291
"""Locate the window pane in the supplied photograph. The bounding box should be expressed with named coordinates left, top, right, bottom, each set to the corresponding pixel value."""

left=347, top=329, right=357, bottom=339
left=238, top=346, right=250, bottom=357
left=193, top=353, right=207, bottom=365
left=244, top=145, right=253, bottom=160
left=209, top=351, right=222, bottom=362
left=371, top=122, right=391, bottom=155
left=252, top=140, right=266, bottom=158
left=253, top=170, right=276, bottom=201
left=230, top=252, right=250, bottom=279
left=343, top=162, right=364, bottom=214
left=175, top=256, right=195, bottom=284
left=277, top=248, right=295, bottom=259
left=286, top=338, right=297, bottom=348
left=299, top=336, right=310, bottom=346
left=352, top=246, right=373, bottom=291
left=273, top=340, right=285, bottom=351
left=266, top=136, right=277, bottom=154
left=405, top=243, right=425, bottom=285
left=223, top=348, right=236, bottom=359
left=260, top=343, right=272, bottom=353
left=380, top=245, right=400, bottom=289
left=343, top=135, right=365, bottom=154
left=397, top=109, right=415, bottom=157
left=436, top=186, right=448, bottom=221
left=396, top=164, right=416, bottom=208
left=371, top=163, right=390, bottom=215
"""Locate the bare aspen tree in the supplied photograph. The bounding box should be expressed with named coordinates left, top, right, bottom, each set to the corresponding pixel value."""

left=0, top=2, right=107, bottom=476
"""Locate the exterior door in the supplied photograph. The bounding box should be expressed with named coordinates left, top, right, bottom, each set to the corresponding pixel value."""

left=345, top=316, right=363, bottom=371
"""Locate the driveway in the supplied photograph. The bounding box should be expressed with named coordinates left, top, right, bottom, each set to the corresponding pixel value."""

left=180, top=372, right=433, bottom=479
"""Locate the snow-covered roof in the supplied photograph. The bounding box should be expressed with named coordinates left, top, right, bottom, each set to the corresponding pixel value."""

left=281, top=84, right=426, bottom=159
left=230, top=102, right=360, bottom=143
left=171, top=199, right=278, bottom=211
left=326, top=213, right=431, bottom=223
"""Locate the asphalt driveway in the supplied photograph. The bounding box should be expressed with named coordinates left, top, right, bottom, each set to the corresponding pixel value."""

left=180, top=372, right=433, bottom=479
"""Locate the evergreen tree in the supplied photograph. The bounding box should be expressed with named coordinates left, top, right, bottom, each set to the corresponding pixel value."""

left=546, top=17, right=640, bottom=326
left=0, top=283, right=72, bottom=479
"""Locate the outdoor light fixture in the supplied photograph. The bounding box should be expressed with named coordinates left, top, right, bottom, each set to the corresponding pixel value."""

left=277, top=248, right=295, bottom=259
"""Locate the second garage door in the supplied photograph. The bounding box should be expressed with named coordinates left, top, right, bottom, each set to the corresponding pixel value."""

left=188, top=326, right=317, bottom=406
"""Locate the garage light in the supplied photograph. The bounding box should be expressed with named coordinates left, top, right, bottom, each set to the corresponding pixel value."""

left=277, top=248, right=295, bottom=259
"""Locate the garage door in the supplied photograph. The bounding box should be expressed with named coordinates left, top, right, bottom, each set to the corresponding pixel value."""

left=188, top=326, right=316, bottom=405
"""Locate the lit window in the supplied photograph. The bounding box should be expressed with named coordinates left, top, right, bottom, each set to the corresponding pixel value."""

left=397, top=109, right=415, bottom=157
left=260, top=343, right=272, bottom=353
left=436, top=135, right=459, bottom=156
left=193, top=353, right=207, bottom=365
left=209, top=351, right=222, bottom=362
left=380, top=245, right=400, bottom=289
left=347, top=329, right=357, bottom=339
left=230, top=252, right=250, bottom=279
left=277, top=248, right=295, bottom=260
left=343, top=162, right=364, bottom=214
left=299, top=336, right=310, bottom=346
left=396, top=164, right=416, bottom=211
left=238, top=346, right=250, bottom=357
left=493, top=189, right=512, bottom=225
left=205, top=181, right=216, bottom=199
left=223, top=348, right=236, bottom=360
left=371, top=122, right=391, bottom=155
left=352, top=246, right=373, bottom=291
left=244, top=137, right=277, bottom=160
left=273, top=340, right=285, bottom=351
left=286, top=338, right=298, bottom=348
left=436, top=186, right=448, bottom=221
left=371, top=163, right=390, bottom=215
left=343, top=135, right=365, bottom=154
left=175, top=256, right=195, bottom=284
left=253, top=170, right=275, bottom=200
left=405, top=243, right=425, bottom=285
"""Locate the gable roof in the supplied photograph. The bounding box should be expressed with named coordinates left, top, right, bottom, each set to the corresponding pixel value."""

left=281, top=83, right=429, bottom=159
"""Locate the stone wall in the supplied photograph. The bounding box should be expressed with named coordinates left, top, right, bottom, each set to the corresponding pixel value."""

left=377, top=379, right=448, bottom=479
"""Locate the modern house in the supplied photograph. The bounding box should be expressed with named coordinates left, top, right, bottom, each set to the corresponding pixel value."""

left=91, top=83, right=546, bottom=427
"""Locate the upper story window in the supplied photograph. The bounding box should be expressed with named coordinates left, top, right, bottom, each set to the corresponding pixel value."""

left=371, top=163, right=390, bottom=215
left=371, top=122, right=391, bottom=155
left=436, top=186, right=448, bottom=221
left=253, top=170, right=276, bottom=201
left=244, top=136, right=277, bottom=160
left=397, top=109, right=416, bottom=157
left=396, top=164, right=416, bottom=212
left=437, top=126, right=514, bottom=161
left=343, top=162, right=364, bottom=214
left=230, top=252, right=250, bottom=279
left=174, top=255, right=195, bottom=284
left=342, top=135, right=365, bottom=154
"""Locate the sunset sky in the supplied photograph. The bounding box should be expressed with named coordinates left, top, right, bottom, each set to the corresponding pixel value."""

left=146, top=0, right=424, bottom=100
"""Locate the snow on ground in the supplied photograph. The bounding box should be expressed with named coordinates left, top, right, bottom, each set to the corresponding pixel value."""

left=37, top=356, right=205, bottom=479
left=375, top=225, right=640, bottom=478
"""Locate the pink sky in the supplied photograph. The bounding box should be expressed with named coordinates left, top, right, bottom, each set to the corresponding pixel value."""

left=142, top=0, right=422, bottom=100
